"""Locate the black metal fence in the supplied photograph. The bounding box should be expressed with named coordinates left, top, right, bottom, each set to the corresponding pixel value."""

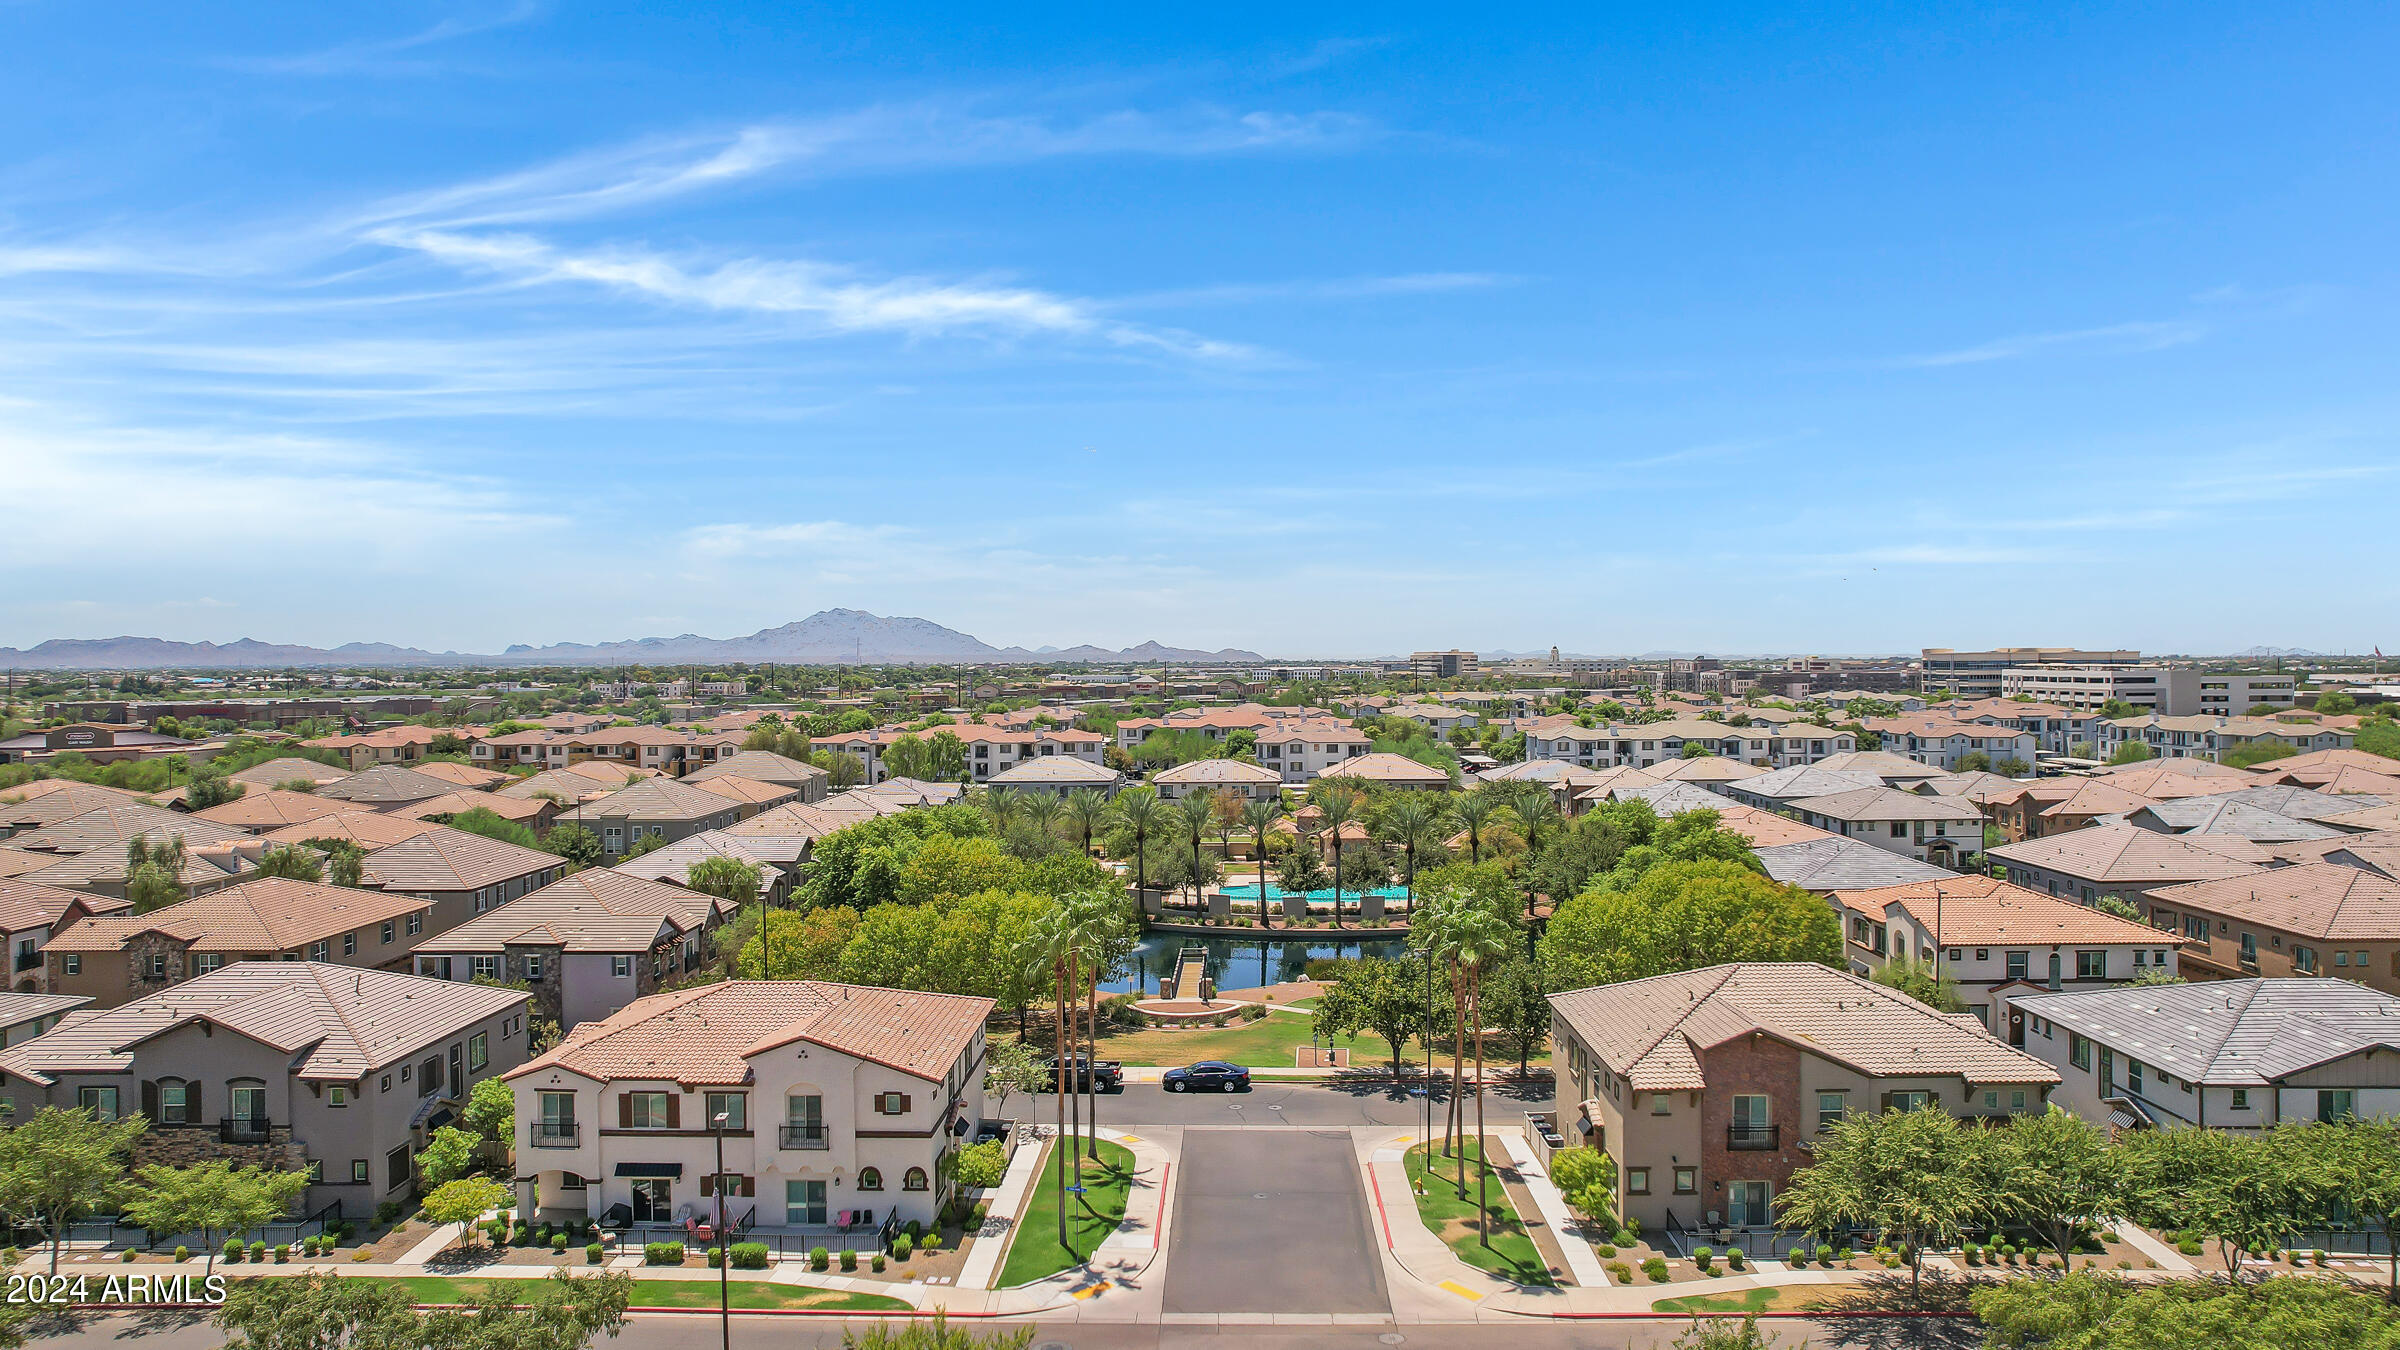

left=48, top=1199, right=346, bottom=1253
left=1659, top=1209, right=1871, bottom=1261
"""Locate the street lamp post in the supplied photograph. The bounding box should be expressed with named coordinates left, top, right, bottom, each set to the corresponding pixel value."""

left=1423, top=945, right=1436, bottom=1149
left=711, top=1111, right=731, bottom=1350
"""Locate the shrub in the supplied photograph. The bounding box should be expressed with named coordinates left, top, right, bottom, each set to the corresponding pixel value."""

left=1242, top=1004, right=1268, bottom=1021
left=119, top=1248, right=136, bottom=1263
left=174, top=1246, right=189, bottom=1263
left=921, top=1233, right=944, bottom=1252
left=551, top=1234, right=568, bottom=1254
left=733, top=1242, right=769, bottom=1270
left=1607, top=1261, right=1633, bottom=1284
left=1727, top=1247, right=1745, bottom=1271
left=644, top=1242, right=685, bottom=1266
left=250, top=1241, right=268, bottom=1263
left=810, top=1246, right=830, bottom=1271
left=1836, top=1246, right=1853, bottom=1261
left=1611, top=1228, right=1638, bottom=1247
left=706, top=1246, right=723, bottom=1269
left=351, top=1248, right=373, bottom=1262
left=376, top=1201, right=404, bottom=1227
left=1694, top=1246, right=1714, bottom=1272
left=841, top=1248, right=858, bottom=1272
left=2314, top=1250, right=2329, bottom=1268
left=587, top=1242, right=605, bottom=1264
left=1596, top=1244, right=1616, bottom=1258
left=1643, top=1257, right=1671, bottom=1283
left=223, top=1240, right=244, bottom=1264
left=278, top=1244, right=293, bottom=1263
left=892, top=1234, right=914, bottom=1262
left=871, top=1254, right=886, bottom=1273
left=906, top=1219, right=923, bottom=1240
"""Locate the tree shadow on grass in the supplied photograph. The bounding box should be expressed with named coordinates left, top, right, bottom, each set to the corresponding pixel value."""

left=1806, top=1269, right=1987, bottom=1350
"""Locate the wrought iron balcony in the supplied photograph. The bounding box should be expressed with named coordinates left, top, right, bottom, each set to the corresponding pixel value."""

left=220, top=1117, right=273, bottom=1144
left=529, top=1122, right=580, bottom=1147
left=1727, top=1123, right=1780, bottom=1151
left=780, top=1123, right=829, bottom=1150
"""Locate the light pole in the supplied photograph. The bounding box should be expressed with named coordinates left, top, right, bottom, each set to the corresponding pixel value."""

left=711, top=1110, right=731, bottom=1350
left=1423, top=945, right=1436, bottom=1150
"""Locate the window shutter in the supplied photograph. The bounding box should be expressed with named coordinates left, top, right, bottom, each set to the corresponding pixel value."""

left=1926, top=1093, right=1940, bottom=1110
left=140, top=1081, right=158, bottom=1122
left=189, top=1081, right=201, bottom=1121
left=1879, top=1092, right=1894, bottom=1113
left=618, top=1094, right=633, bottom=1128
left=740, top=1176, right=756, bottom=1198
left=700, top=1174, right=714, bottom=1198
left=665, top=1094, right=681, bottom=1128
left=901, top=1093, right=912, bottom=1114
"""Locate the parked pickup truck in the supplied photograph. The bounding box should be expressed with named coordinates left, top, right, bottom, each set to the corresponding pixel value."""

left=1041, top=1054, right=1124, bottom=1092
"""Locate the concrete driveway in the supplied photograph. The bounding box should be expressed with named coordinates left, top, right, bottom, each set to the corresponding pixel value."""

left=1161, top=1127, right=1390, bottom=1316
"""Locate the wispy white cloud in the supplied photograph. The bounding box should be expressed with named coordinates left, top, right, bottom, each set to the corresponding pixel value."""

left=1111, top=272, right=1507, bottom=310
left=228, top=1, right=544, bottom=76
left=1891, top=319, right=2207, bottom=368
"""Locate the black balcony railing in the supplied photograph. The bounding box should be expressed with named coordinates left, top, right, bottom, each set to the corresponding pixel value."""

left=221, top=1117, right=273, bottom=1144
left=1727, top=1123, right=1780, bottom=1151
left=13, top=952, right=39, bottom=973
left=780, top=1123, right=830, bottom=1150
left=529, top=1122, right=580, bottom=1148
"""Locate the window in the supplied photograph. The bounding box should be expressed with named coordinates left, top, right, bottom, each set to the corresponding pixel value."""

left=627, top=1092, right=672, bottom=1128
left=902, top=1167, right=929, bottom=1192
left=2231, top=1089, right=2249, bottom=1110
left=2128, top=1060, right=2144, bottom=1096
left=612, top=955, right=632, bottom=978
left=467, top=1032, right=488, bottom=1073
left=147, top=954, right=169, bottom=979
left=2319, top=1090, right=2356, bottom=1123
left=381, top=922, right=395, bottom=944
left=704, top=1092, right=745, bottom=1131
left=470, top=956, right=499, bottom=981
left=192, top=953, right=223, bottom=975
left=874, top=1092, right=909, bottom=1115
left=2295, top=946, right=2318, bottom=974
left=1888, top=1091, right=1932, bottom=1112
left=2011, top=1090, right=2027, bottom=1111
left=1983, top=1090, right=1999, bottom=1109
left=1672, top=1166, right=1697, bottom=1195
left=341, top=933, right=357, bottom=957
left=407, top=913, right=423, bottom=936
left=1650, top=1092, right=1672, bottom=1116
left=328, top=1085, right=349, bottom=1107
left=417, top=1056, right=439, bottom=1098
left=785, top=1179, right=827, bottom=1226
left=2006, top=952, right=2029, bottom=979
left=157, top=1079, right=190, bottom=1124
left=525, top=955, right=544, bottom=981
left=229, top=1084, right=267, bottom=1127
left=78, top=1086, right=120, bottom=1120
left=2069, top=1034, right=2092, bottom=1071
left=857, top=1167, right=883, bottom=1192
left=380, top=1074, right=391, bottom=1093
left=351, top=1160, right=369, bottom=1183
left=1816, top=1091, right=1847, bottom=1132
left=2240, top=932, right=2258, bottom=964
left=63, top=955, right=80, bottom=976
left=309, top=941, right=330, bottom=962
left=2075, top=950, right=2106, bottom=980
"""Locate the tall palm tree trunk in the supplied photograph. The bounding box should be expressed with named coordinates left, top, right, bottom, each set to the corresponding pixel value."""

left=1256, top=827, right=1273, bottom=930
left=1052, top=964, right=1069, bottom=1247
left=1471, top=976, right=1491, bottom=1248
left=1085, top=976, right=1101, bottom=1160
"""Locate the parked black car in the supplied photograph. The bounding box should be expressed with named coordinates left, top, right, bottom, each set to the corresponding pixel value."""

left=1163, top=1061, right=1250, bottom=1093
left=1041, top=1053, right=1124, bottom=1092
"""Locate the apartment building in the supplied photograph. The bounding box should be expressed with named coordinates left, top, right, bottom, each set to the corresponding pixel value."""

left=1921, top=648, right=2142, bottom=700
left=473, top=727, right=747, bottom=775
left=0, top=877, right=128, bottom=994
left=508, top=980, right=991, bottom=1233
left=809, top=724, right=1107, bottom=786
left=409, top=868, right=734, bottom=1029
left=562, top=778, right=746, bottom=863
left=2003, top=978, right=2400, bottom=1131
left=1987, top=777, right=2161, bottom=843
left=1522, top=721, right=1858, bottom=770
left=2094, top=714, right=2355, bottom=765
left=1110, top=703, right=1338, bottom=750
left=2141, top=864, right=2400, bottom=992
left=1829, top=876, right=2178, bottom=1034
left=1316, top=752, right=1454, bottom=792
left=300, top=725, right=472, bottom=771
left=1861, top=718, right=2041, bottom=771
left=1252, top=722, right=1377, bottom=783
left=43, top=878, right=434, bottom=1009
left=1784, top=787, right=1987, bottom=867
left=1988, top=822, right=2266, bottom=908
left=0, top=963, right=529, bottom=1211
left=356, top=825, right=568, bottom=932
left=1549, top=963, right=2056, bottom=1234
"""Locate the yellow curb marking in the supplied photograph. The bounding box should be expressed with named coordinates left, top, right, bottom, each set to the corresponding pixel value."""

left=1069, top=1280, right=1116, bottom=1301
left=1438, top=1280, right=1486, bottom=1302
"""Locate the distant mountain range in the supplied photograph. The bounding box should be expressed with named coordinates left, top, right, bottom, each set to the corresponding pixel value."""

left=2232, top=646, right=2323, bottom=658
left=0, top=610, right=1269, bottom=671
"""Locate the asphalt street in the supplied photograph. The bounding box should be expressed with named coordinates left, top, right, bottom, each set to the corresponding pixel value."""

left=1163, top=1128, right=1389, bottom=1316
left=1017, top=1079, right=1557, bottom=1131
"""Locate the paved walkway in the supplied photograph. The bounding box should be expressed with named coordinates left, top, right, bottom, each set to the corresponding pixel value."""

left=955, top=1126, right=1050, bottom=1289
left=1489, top=1131, right=1610, bottom=1287
left=2112, top=1219, right=2196, bottom=1273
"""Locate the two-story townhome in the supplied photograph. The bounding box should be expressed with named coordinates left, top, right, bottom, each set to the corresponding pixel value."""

left=1110, top=703, right=1338, bottom=750
left=0, top=991, right=85, bottom=1046
left=1548, top=963, right=2057, bottom=1235
left=6, top=803, right=262, bottom=902
left=300, top=725, right=474, bottom=771
left=609, top=831, right=792, bottom=904
left=187, top=789, right=381, bottom=834
left=810, top=725, right=1108, bottom=786
left=494, top=763, right=665, bottom=809
left=1987, top=778, right=2162, bottom=843
left=1988, top=823, right=2267, bottom=909
left=1859, top=717, right=2041, bottom=772
left=1151, top=758, right=1286, bottom=802
left=2002, top=978, right=2400, bottom=1132
left=313, top=765, right=463, bottom=812
left=224, top=758, right=352, bottom=792
left=0, top=782, right=149, bottom=839
left=394, top=791, right=560, bottom=836
left=2250, top=748, right=2400, bottom=793
left=0, top=877, right=128, bottom=993
left=1828, top=876, right=2179, bottom=1035
left=984, top=757, right=1126, bottom=799
left=472, top=727, right=749, bottom=777
left=2141, top=863, right=2400, bottom=993
left=507, top=980, right=991, bottom=1237
left=409, top=868, right=734, bottom=1029
left=356, top=825, right=569, bottom=934
left=562, top=778, right=745, bottom=863
left=1252, top=722, right=1375, bottom=783
left=681, top=751, right=832, bottom=803
left=2124, top=796, right=2340, bottom=845
left=1718, top=767, right=1885, bottom=813
left=1314, top=752, right=1454, bottom=792
left=43, top=878, right=433, bottom=1009
left=2096, top=714, right=2356, bottom=765
left=1783, top=787, right=1987, bottom=868
left=0, top=963, right=528, bottom=1211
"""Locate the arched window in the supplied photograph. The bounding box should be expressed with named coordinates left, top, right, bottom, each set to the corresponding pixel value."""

left=856, top=1167, right=883, bottom=1192
left=902, top=1167, right=928, bottom=1192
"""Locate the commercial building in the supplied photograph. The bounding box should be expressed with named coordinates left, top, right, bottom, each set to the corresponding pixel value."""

left=1920, top=648, right=2142, bottom=700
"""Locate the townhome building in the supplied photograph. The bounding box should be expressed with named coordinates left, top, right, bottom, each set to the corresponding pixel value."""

left=2140, top=863, right=2400, bottom=992
left=394, top=791, right=560, bottom=835
left=1988, top=778, right=2162, bottom=843
left=1783, top=787, right=1986, bottom=868
left=681, top=751, right=832, bottom=802
left=1988, top=822, right=2266, bottom=908
left=6, top=803, right=262, bottom=901
left=0, top=963, right=529, bottom=1211
left=356, top=825, right=568, bottom=933
left=314, top=765, right=462, bottom=811
left=43, top=878, right=434, bottom=1009
left=1548, top=963, right=2057, bottom=1235
left=0, top=877, right=128, bottom=994
left=1316, top=752, right=1454, bottom=792
left=1151, top=758, right=1285, bottom=802
left=562, top=778, right=747, bottom=863
left=810, top=725, right=1107, bottom=786
left=1110, top=703, right=1340, bottom=750
left=2095, top=714, right=2355, bottom=765
left=2124, top=797, right=2339, bottom=845
left=1250, top=722, right=1374, bottom=783
left=507, top=980, right=991, bottom=1236
left=1379, top=703, right=1479, bottom=734
left=409, top=868, right=734, bottom=1029
left=2003, top=978, right=2400, bottom=1132
left=0, top=991, right=84, bottom=1046
left=1523, top=722, right=1858, bottom=770
left=301, top=725, right=475, bottom=771
left=188, top=789, right=380, bottom=834
left=609, top=831, right=791, bottom=903
left=257, top=811, right=441, bottom=856
left=0, top=782, right=150, bottom=837
left=473, top=727, right=748, bottom=775
left=1859, top=717, right=2041, bottom=771
left=1719, top=766, right=1886, bottom=813
left=1920, top=699, right=2097, bottom=757
left=1828, top=876, right=2178, bottom=1035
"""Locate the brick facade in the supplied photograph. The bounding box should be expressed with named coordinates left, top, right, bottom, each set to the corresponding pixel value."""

left=1695, top=1033, right=1806, bottom=1216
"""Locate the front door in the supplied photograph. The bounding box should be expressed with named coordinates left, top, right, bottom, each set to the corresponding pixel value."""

left=2007, top=1007, right=2025, bottom=1047
left=230, top=1085, right=268, bottom=1130
left=1728, top=1181, right=1771, bottom=1227
left=785, top=1180, right=826, bottom=1226
left=629, top=1178, right=671, bottom=1222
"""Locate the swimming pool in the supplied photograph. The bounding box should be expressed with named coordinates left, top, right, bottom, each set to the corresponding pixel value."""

left=1098, top=932, right=1412, bottom=995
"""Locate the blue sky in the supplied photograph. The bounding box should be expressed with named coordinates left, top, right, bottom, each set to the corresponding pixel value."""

left=2, top=4, right=2393, bottom=658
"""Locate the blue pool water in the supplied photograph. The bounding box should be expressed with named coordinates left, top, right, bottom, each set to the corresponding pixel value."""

left=1097, top=932, right=1410, bottom=995
left=1238, top=882, right=1411, bottom=902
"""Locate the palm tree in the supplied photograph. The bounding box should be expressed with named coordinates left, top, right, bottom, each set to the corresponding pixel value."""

left=1062, top=788, right=1109, bottom=857
left=1508, top=785, right=1561, bottom=920
left=1315, top=788, right=1360, bottom=927
left=1451, top=789, right=1499, bottom=863
left=1022, top=907, right=1081, bottom=1247
left=1239, top=797, right=1284, bottom=929
left=1376, top=794, right=1452, bottom=908
left=1066, top=891, right=1127, bottom=1160
left=982, top=787, right=1024, bottom=838
left=1447, top=906, right=1516, bottom=1239
left=1173, top=790, right=1215, bottom=911
left=1020, top=791, right=1065, bottom=849
left=1113, top=788, right=1163, bottom=902
left=1415, top=893, right=1473, bottom=1174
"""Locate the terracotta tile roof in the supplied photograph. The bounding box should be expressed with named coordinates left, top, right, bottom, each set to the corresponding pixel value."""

left=2098, top=754, right=2254, bottom=780
left=412, top=761, right=510, bottom=790
left=19, top=846, right=254, bottom=893
left=0, top=876, right=125, bottom=933
left=1549, top=963, right=2058, bottom=1092
left=986, top=758, right=1122, bottom=786
left=494, top=764, right=661, bottom=804
left=256, top=811, right=441, bottom=852
left=0, top=783, right=153, bottom=832
left=1152, top=759, right=1284, bottom=786
left=189, top=789, right=380, bottom=832
left=224, top=758, right=351, bottom=790
left=2253, top=764, right=2400, bottom=797
left=1987, top=822, right=2267, bottom=885
left=1788, top=786, right=1985, bottom=823
left=1316, top=752, right=1452, bottom=785
left=1805, top=751, right=1952, bottom=781
left=681, top=751, right=831, bottom=791
left=512, top=979, right=991, bottom=1087
left=686, top=774, right=802, bottom=808
left=1728, top=766, right=1887, bottom=803
left=1833, top=875, right=2166, bottom=945
left=2149, top=863, right=2400, bottom=942
left=0, top=963, right=525, bottom=1086
left=2028, top=779, right=2162, bottom=820
left=563, top=776, right=744, bottom=824
left=303, top=725, right=471, bottom=752
left=0, top=848, right=59, bottom=880
left=9, top=803, right=253, bottom=855
left=2096, top=763, right=2253, bottom=800
left=44, top=877, right=431, bottom=954
left=359, top=825, right=559, bottom=892
left=415, top=867, right=729, bottom=956
left=2320, top=803, right=2400, bottom=834
left=1710, top=803, right=1840, bottom=849
left=315, top=765, right=461, bottom=806
left=392, top=791, right=551, bottom=824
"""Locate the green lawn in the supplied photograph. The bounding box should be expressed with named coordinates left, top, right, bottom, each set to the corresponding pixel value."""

left=1005, top=1010, right=1549, bottom=1071
left=996, top=1137, right=1135, bottom=1287
left=364, top=1276, right=910, bottom=1311
left=1652, top=1286, right=1826, bottom=1315
left=1401, top=1139, right=1553, bottom=1287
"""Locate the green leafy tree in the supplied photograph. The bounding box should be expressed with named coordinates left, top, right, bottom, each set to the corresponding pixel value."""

left=898, top=834, right=1025, bottom=907
left=2225, top=741, right=2298, bottom=769
left=1479, top=953, right=1552, bottom=1073
left=320, top=839, right=366, bottom=887
left=424, top=1175, right=512, bottom=1250
left=1539, top=859, right=1839, bottom=991
left=1506, top=784, right=1562, bottom=918
left=2312, top=690, right=2358, bottom=715
left=982, top=1036, right=1048, bottom=1116
left=544, top=821, right=605, bottom=868
left=1971, top=1271, right=2400, bottom=1350
left=183, top=766, right=245, bottom=810
left=123, top=1161, right=311, bottom=1277
left=218, top=1268, right=634, bottom=1350
left=1239, top=797, right=1284, bottom=928
left=252, top=844, right=325, bottom=882
left=2292, top=1118, right=2400, bottom=1302
left=463, top=1077, right=514, bottom=1145
left=1548, top=1146, right=1619, bottom=1227
left=1991, top=1106, right=2123, bottom=1267
left=1776, top=1104, right=1991, bottom=1296
left=1173, top=790, right=1216, bottom=906
left=443, top=807, right=541, bottom=850
left=684, top=854, right=763, bottom=908
left=416, top=1124, right=482, bottom=1189
left=1062, top=787, right=1111, bottom=858
left=1314, top=787, right=1362, bottom=925
left=1375, top=793, right=1453, bottom=900
left=2108, top=741, right=2154, bottom=765
left=2116, top=1125, right=2305, bottom=1280
left=125, top=834, right=187, bottom=912
left=1111, top=787, right=1164, bottom=898
left=0, top=1106, right=148, bottom=1272
left=1451, top=789, right=1501, bottom=863
left=1312, top=956, right=1438, bottom=1075
left=1868, top=956, right=1965, bottom=1013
